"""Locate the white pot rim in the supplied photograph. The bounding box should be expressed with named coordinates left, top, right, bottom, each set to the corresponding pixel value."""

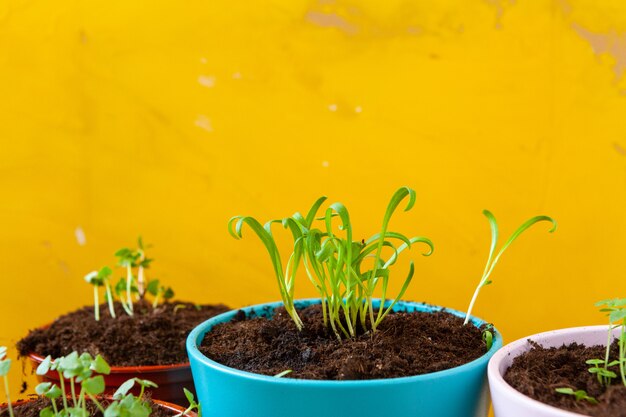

left=488, top=325, right=612, bottom=417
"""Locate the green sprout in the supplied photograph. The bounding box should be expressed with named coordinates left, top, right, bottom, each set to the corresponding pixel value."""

left=173, top=388, right=201, bottom=417
left=482, top=324, right=495, bottom=350
left=84, top=267, right=115, bottom=320
left=0, top=347, right=14, bottom=417
left=146, top=279, right=174, bottom=308
left=591, top=298, right=626, bottom=387
left=273, top=370, right=293, bottom=378
left=555, top=387, right=598, bottom=405
left=85, top=239, right=174, bottom=320
left=135, top=237, right=154, bottom=298
left=229, top=187, right=433, bottom=340
left=5, top=350, right=196, bottom=417
left=115, top=247, right=140, bottom=316
left=463, top=210, right=557, bottom=325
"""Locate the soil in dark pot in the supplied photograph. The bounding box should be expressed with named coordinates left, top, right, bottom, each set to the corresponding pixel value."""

left=16, top=240, right=229, bottom=403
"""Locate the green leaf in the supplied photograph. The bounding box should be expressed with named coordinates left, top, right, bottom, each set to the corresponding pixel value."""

left=163, top=287, right=174, bottom=300
left=39, top=406, right=54, bottom=417
left=555, top=388, right=574, bottom=395
left=113, top=379, right=135, bottom=399
left=82, top=376, right=105, bottom=395
left=36, top=356, right=53, bottom=375
left=146, top=280, right=160, bottom=296
left=183, top=388, right=195, bottom=404
left=104, top=402, right=120, bottom=417
left=0, top=358, right=10, bottom=376
left=274, top=369, right=293, bottom=378
left=133, top=378, right=158, bottom=388
left=91, top=355, right=111, bottom=375
left=35, top=382, right=52, bottom=395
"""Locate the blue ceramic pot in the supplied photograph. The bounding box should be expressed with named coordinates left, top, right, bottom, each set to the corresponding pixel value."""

left=187, top=299, right=502, bottom=417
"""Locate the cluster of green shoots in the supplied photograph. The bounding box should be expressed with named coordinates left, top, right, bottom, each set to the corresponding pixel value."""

left=0, top=349, right=200, bottom=417
left=230, top=186, right=556, bottom=341
left=555, top=299, right=626, bottom=405
left=84, top=238, right=174, bottom=321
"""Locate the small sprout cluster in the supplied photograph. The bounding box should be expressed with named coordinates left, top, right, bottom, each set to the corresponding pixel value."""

left=555, top=298, right=626, bottom=404
left=231, top=186, right=556, bottom=341
left=1, top=347, right=14, bottom=417
left=230, top=187, right=434, bottom=340
left=32, top=352, right=199, bottom=417
left=554, top=388, right=598, bottom=405
left=588, top=299, right=626, bottom=387
left=84, top=238, right=174, bottom=321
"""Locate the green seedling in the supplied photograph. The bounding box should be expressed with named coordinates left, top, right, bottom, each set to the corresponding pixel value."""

left=36, top=351, right=111, bottom=413
left=482, top=325, right=495, bottom=350
left=4, top=350, right=194, bottom=417
left=135, top=237, right=153, bottom=298
left=85, top=267, right=115, bottom=320
left=586, top=358, right=618, bottom=386
left=463, top=210, right=557, bottom=325
left=173, top=388, right=201, bottom=417
left=592, top=298, right=626, bottom=386
left=555, top=387, right=598, bottom=405
left=0, top=347, right=14, bottom=417
left=146, top=279, right=174, bottom=308
left=86, top=239, right=173, bottom=320
left=115, top=247, right=140, bottom=316
left=230, top=187, right=434, bottom=340
left=273, top=370, right=293, bottom=378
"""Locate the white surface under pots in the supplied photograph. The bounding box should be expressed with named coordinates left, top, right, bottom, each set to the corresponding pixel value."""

left=488, top=325, right=620, bottom=417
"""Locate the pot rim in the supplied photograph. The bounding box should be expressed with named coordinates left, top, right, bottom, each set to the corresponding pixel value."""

left=488, top=325, right=612, bottom=417
left=187, top=298, right=502, bottom=385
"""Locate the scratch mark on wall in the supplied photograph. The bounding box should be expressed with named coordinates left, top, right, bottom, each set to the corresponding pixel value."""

left=573, top=23, right=626, bottom=80
left=305, top=11, right=359, bottom=35
left=613, top=142, right=626, bottom=156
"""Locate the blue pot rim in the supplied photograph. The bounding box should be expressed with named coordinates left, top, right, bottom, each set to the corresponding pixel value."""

left=187, top=298, right=503, bottom=386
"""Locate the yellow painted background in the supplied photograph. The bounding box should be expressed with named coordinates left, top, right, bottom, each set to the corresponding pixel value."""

left=2, top=0, right=626, bottom=408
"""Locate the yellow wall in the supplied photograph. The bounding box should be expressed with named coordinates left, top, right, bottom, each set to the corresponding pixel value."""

left=2, top=0, right=626, bottom=406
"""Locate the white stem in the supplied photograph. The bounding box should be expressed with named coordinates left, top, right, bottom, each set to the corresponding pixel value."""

left=93, top=287, right=100, bottom=321
left=126, top=265, right=134, bottom=314
left=4, top=376, right=14, bottom=417
left=464, top=280, right=484, bottom=325
left=105, top=284, right=116, bottom=318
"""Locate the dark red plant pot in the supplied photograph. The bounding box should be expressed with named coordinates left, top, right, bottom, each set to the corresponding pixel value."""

left=28, top=353, right=194, bottom=404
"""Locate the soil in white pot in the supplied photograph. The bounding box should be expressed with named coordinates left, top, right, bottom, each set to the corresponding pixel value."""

left=504, top=341, right=626, bottom=417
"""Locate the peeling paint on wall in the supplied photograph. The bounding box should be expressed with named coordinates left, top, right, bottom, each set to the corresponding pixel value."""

left=573, top=24, right=626, bottom=80
left=305, top=11, right=359, bottom=35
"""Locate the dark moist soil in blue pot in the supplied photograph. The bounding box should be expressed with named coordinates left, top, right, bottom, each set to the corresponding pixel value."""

left=16, top=301, right=229, bottom=367
left=199, top=304, right=488, bottom=380
left=504, top=341, right=626, bottom=417
left=0, top=396, right=173, bottom=417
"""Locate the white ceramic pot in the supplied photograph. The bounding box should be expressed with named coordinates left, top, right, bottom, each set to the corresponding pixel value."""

left=488, top=325, right=619, bottom=417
